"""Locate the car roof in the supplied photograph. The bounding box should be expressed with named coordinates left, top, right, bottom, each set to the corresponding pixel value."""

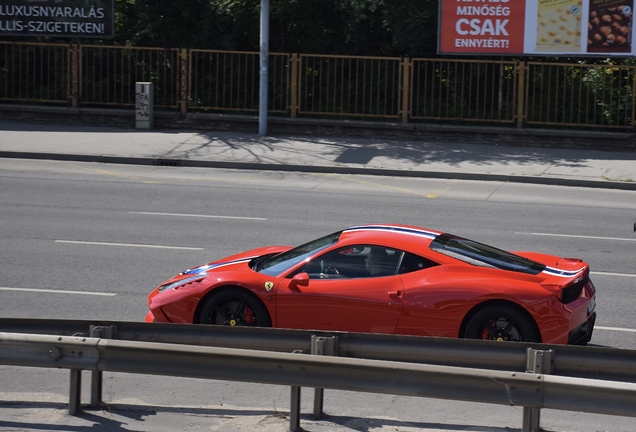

left=338, top=224, right=443, bottom=250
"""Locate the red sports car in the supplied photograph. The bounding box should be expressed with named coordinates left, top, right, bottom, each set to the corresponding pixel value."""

left=146, top=224, right=596, bottom=345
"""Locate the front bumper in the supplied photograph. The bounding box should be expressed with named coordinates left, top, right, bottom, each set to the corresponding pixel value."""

left=145, top=310, right=156, bottom=323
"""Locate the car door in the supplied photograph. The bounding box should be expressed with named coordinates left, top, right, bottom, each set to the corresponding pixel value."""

left=274, top=245, right=405, bottom=334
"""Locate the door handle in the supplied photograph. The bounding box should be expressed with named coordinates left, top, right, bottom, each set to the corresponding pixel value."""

left=388, top=290, right=403, bottom=298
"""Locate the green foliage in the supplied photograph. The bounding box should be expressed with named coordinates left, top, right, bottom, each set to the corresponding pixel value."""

left=87, top=0, right=440, bottom=57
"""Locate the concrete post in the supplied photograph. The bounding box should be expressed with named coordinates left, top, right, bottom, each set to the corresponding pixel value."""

left=135, top=82, right=154, bottom=129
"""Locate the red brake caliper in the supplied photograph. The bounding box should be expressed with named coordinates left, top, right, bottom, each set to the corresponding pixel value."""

left=243, top=306, right=255, bottom=324
left=481, top=318, right=495, bottom=339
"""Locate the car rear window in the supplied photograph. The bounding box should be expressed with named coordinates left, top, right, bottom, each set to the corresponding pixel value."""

left=430, top=233, right=546, bottom=275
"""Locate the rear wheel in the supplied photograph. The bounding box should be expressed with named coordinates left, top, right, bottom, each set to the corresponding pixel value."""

left=463, top=305, right=540, bottom=343
left=200, top=289, right=271, bottom=327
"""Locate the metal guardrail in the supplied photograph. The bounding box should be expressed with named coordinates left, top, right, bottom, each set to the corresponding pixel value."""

left=1, top=319, right=635, bottom=432
left=1, top=318, right=634, bottom=382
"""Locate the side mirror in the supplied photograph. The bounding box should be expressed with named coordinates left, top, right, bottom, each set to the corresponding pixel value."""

left=290, top=272, right=309, bottom=289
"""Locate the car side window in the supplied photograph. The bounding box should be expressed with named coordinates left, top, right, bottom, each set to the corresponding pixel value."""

left=398, top=252, right=438, bottom=274
left=301, top=245, right=404, bottom=279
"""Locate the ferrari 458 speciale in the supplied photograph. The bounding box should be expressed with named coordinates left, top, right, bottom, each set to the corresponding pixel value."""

left=146, top=224, right=596, bottom=345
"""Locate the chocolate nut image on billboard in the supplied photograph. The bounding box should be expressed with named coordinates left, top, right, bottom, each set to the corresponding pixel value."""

left=438, top=0, right=636, bottom=57
left=0, top=0, right=114, bottom=38
left=587, top=0, right=633, bottom=54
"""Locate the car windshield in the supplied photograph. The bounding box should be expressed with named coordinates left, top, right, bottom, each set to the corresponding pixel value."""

left=430, top=233, right=546, bottom=275
left=255, top=231, right=342, bottom=276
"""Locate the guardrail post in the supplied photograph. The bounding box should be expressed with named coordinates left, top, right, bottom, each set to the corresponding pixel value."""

left=290, top=385, right=301, bottom=431
left=522, top=348, right=553, bottom=432
left=69, top=368, right=81, bottom=415
left=89, top=325, right=114, bottom=408
left=311, top=335, right=337, bottom=419
left=289, top=348, right=303, bottom=431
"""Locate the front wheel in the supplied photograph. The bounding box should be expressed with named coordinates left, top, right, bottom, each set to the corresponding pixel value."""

left=463, top=305, right=540, bottom=343
left=199, top=289, right=271, bottom=327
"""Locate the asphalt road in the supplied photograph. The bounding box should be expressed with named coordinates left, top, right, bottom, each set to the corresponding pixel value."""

left=1, top=159, right=635, bottom=431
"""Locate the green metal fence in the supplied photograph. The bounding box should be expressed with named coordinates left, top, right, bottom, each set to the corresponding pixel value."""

left=1, top=42, right=635, bottom=130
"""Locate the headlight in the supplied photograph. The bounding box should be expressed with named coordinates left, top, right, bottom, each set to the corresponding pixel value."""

left=158, top=272, right=207, bottom=293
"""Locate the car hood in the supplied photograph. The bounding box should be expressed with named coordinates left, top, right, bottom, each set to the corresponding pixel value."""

left=172, top=245, right=292, bottom=277
left=153, top=245, right=291, bottom=292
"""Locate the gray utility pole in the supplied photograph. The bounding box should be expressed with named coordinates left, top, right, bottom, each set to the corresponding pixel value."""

left=259, top=0, right=269, bottom=136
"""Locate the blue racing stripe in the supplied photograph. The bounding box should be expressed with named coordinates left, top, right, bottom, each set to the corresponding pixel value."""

left=182, top=257, right=254, bottom=275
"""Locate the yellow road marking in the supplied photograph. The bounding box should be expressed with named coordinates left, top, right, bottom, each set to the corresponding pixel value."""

left=312, top=173, right=457, bottom=199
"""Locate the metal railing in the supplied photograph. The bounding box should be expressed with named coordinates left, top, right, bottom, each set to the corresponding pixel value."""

left=0, top=41, right=69, bottom=104
left=524, top=61, right=636, bottom=129
left=1, top=318, right=635, bottom=432
left=296, top=54, right=403, bottom=119
left=1, top=41, right=636, bottom=130
left=410, top=58, right=518, bottom=124
left=79, top=45, right=180, bottom=109
left=189, top=49, right=289, bottom=113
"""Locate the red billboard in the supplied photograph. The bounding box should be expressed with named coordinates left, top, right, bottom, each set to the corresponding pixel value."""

left=439, top=0, right=635, bottom=56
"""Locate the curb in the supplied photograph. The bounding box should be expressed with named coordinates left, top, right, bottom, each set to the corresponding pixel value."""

left=2, top=151, right=636, bottom=191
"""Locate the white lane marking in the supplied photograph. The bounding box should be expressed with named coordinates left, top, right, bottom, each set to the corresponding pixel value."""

left=516, top=232, right=636, bottom=242
left=591, top=271, right=636, bottom=278
left=595, top=326, right=636, bottom=333
left=0, top=287, right=116, bottom=296
left=130, top=212, right=267, bottom=221
left=55, top=240, right=203, bottom=251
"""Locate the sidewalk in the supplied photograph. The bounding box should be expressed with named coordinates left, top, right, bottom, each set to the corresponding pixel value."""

left=1, top=120, right=635, bottom=190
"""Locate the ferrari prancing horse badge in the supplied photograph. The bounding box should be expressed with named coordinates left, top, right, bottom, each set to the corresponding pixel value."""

left=265, top=282, right=274, bottom=291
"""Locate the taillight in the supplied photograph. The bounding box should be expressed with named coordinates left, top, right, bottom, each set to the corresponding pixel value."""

left=541, top=276, right=589, bottom=304
left=540, top=283, right=563, bottom=301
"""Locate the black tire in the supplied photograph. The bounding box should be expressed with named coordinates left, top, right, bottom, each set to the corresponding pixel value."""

left=199, top=289, right=271, bottom=327
left=463, top=304, right=540, bottom=343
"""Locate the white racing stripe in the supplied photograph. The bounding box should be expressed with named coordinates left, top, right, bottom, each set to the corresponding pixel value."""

left=55, top=240, right=203, bottom=251
left=595, top=326, right=636, bottom=333
left=516, top=232, right=636, bottom=242
left=0, top=287, right=116, bottom=296
left=130, top=212, right=267, bottom=221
